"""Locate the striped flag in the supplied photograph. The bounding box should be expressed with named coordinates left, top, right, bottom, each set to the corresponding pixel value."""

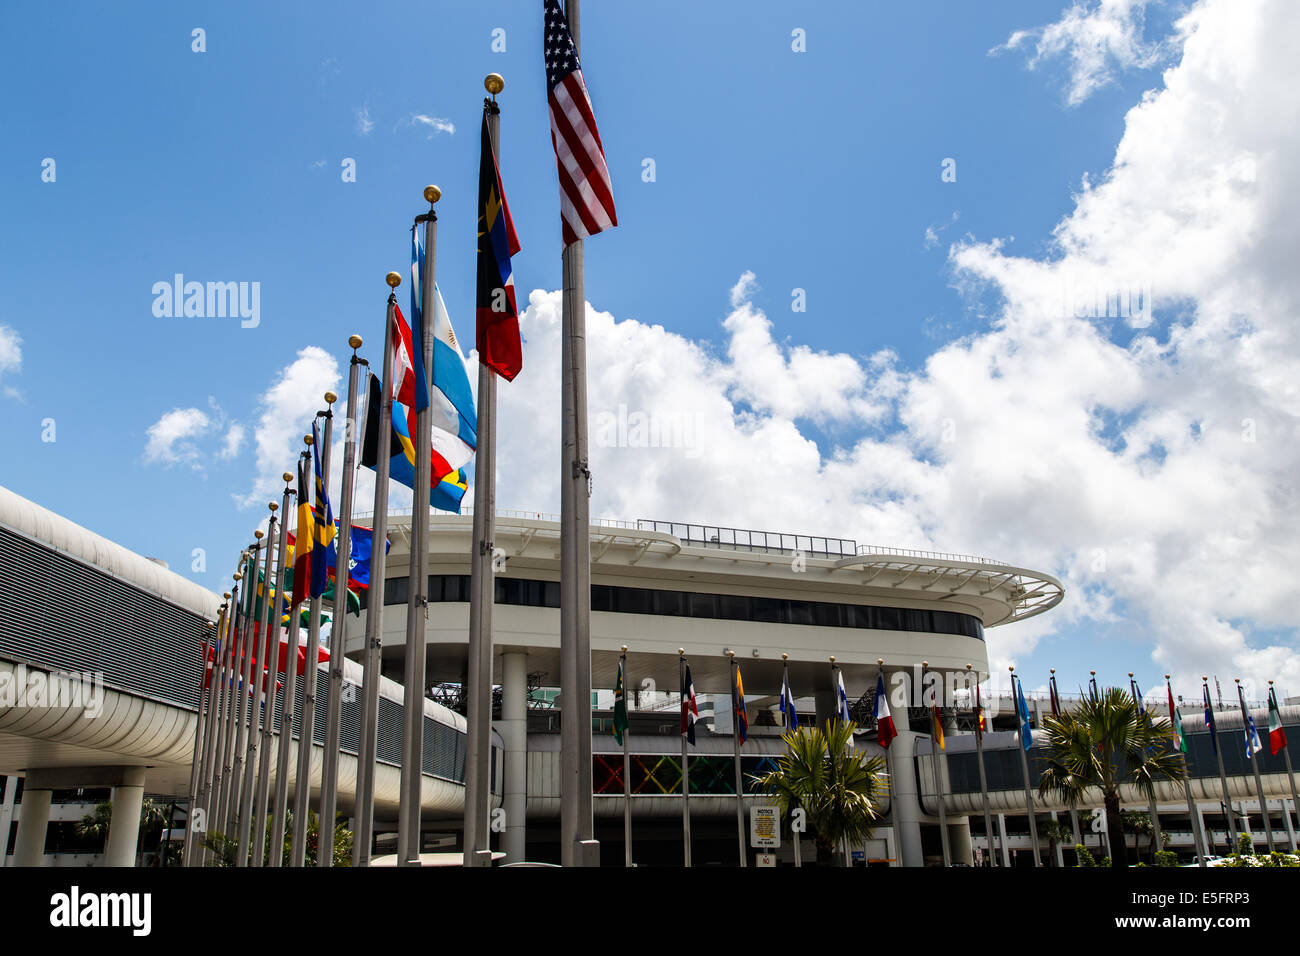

left=873, top=672, right=897, bottom=749
left=1268, top=686, right=1288, bottom=755
left=543, top=0, right=617, bottom=246
left=837, top=669, right=852, bottom=722
left=779, top=664, right=799, bottom=731
left=1245, top=711, right=1264, bottom=757
left=734, top=665, right=748, bottom=746
left=1167, top=682, right=1187, bottom=753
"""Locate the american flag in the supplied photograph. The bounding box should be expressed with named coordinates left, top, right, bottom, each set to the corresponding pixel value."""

left=543, top=0, right=617, bottom=246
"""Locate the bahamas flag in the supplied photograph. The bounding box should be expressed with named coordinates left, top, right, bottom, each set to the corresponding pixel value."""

left=309, top=417, right=336, bottom=598
left=362, top=372, right=471, bottom=513
left=476, top=110, right=522, bottom=380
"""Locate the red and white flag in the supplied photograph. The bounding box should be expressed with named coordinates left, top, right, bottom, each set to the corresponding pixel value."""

left=543, top=0, right=617, bottom=246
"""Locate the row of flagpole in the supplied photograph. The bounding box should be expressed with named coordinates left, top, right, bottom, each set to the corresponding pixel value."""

left=182, top=0, right=622, bottom=861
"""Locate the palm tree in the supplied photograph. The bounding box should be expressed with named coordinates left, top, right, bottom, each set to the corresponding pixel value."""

left=1038, top=819, right=1073, bottom=866
left=754, top=720, right=887, bottom=866
left=1036, top=686, right=1186, bottom=867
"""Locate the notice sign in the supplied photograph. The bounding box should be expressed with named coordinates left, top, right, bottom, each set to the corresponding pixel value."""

left=750, top=806, right=780, bottom=849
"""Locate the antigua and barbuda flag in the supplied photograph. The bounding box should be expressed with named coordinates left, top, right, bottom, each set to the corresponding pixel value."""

left=476, top=110, right=522, bottom=380
left=779, top=665, right=799, bottom=731
left=873, top=672, right=897, bottom=749
left=1268, top=687, right=1288, bottom=756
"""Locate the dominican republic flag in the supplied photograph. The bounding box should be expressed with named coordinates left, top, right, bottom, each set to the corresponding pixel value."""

left=543, top=0, right=617, bottom=246
left=734, top=665, right=748, bottom=746
left=837, top=669, right=852, bottom=722
left=361, top=371, right=471, bottom=514
left=476, top=110, right=523, bottom=380
left=779, top=665, right=799, bottom=731
left=1268, top=687, right=1288, bottom=755
left=1203, top=683, right=1220, bottom=756
left=681, top=663, right=698, bottom=746
left=1015, top=677, right=1033, bottom=750
left=1245, top=711, right=1264, bottom=758
left=874, top=673, right=896, bottom=749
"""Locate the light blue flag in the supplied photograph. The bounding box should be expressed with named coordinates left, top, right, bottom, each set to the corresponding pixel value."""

left=1245, top=712, right=1263, bottom=757
left=780, top=666, right=799, bottom=731
left=837, top=669, right=852, bottom=722
left=1016, top=678, right=1033, bottom=750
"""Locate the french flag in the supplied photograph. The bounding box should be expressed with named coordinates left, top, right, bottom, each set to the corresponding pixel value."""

left=874, top=672, right=897, bottom=749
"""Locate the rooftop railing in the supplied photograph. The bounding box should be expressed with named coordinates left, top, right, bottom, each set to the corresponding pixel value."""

left=634, top=520, right=858, bottom=558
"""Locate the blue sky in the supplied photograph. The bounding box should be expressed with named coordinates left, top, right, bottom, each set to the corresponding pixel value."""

left=3, top=1, right=1295, bottom=701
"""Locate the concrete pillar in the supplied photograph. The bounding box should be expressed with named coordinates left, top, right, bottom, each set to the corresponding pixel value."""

left=1281, top=799, right=1297, bottom=853
left=888, top=730, right=924, bottom=866
left=104, top=768, right=147, bottom=867
left=814, top=691, right=838, bottom=727
left=1195, top=803, right=1212, bottom=856
left=500, top=651, right=528, bottom=864
left=948, top=817, right=973, bottom=866
left=13, top=786, right=52, bottom=867
left=997, top=813, right=1011, bottom=868
left=0, top=775, right=17, bottom=867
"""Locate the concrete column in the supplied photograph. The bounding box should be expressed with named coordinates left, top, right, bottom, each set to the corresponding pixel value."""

left=104, top=768, right=147, bottom=868
left=814, top=691, right=838, bottom=727
left=500, top=651, right=528, bottom=864
left=888, top=730, right=924, bottom=866
left=997, top=813, right=1011, bottom=868
left=1195, top=803, right=1212, bottom=856
left=0, top=775, right=17, bottom=866
left=1281, top=800, right=1297, bottom=853
left=948, top=817, right=973, bottom=866
left=13, top=786, right=52, bottom=867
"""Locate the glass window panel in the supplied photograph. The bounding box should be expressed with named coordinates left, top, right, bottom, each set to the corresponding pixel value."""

left=718, top=594, right=749, bottom=621
left=653, top=590, right=686, bottom=616
left=752, top=598, right=786, bottom=624
left=687, top=592, right=718, bottom=618
left=788, top=601, right=814, bottom=626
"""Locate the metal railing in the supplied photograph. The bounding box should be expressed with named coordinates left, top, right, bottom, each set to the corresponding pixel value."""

left=855, top=544, right=1005, bottom=565
left=634, top=520, right=858, bottom=558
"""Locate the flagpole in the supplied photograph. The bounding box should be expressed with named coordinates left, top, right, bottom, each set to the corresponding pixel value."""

left=1270, top=682, right=1300, bottom=852
left=400, top=186, right=440, bottom=867
left=292, top=413, right=331, bottom=867
left=214, top=566, right=246, bottom=842
left=1205, top=676, right=1241, bottom=844
left=229, top=547, right=261, bottom=843
left=234, top=529, right=268, bottom=865
left=1010, top=668, right=1042, bottom=867
left=921, top=661, right=950, bottom=867
left=252, top=490, right=289, bottom=865
left=466, top=78, right=505, bottom=869
left=318, top=338, right=365, bottom=866
left=1128, top=674, right=1164, bottom=857
left=874, top=659, right=896, bottom=870
left=355, top=275, right=401, bottom=866
left=197, top=595, right=231, bottom=865
left=183, top=618, right=216, bottom=867
left=559, top=0, right=597, bottom=868
left=729, top=652, right=746, bottom=867
left=680, top=649, right=691, bottom=867
left=1164, top=676, right=1208, bottom=866
left=620, top=646, right=631, bottom=867
left=1236, top=678, right=1276, bottom=852
left=967, top=664, right=997, bottom=867
left=781, top=654, right=801, bottom=868
left=270, top=451, right=308, bottom=867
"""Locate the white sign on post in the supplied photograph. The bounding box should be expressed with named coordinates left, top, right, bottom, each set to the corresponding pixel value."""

left=751, top=805, right=780, bottom=849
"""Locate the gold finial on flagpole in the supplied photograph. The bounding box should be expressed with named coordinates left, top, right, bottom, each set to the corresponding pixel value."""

left=423, top=185, right=441, bottom=205
left=324, top=391, right=338, bottom=405
left=386, top=271, right=402, bottom=288
left=348, top=335, right=363, bottom=351
left=485, top=73, right=505, bottom=96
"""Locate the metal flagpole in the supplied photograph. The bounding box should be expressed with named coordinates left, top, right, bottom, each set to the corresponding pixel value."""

left=831, top=657, right=851, bottom=867
left=252, top=490, right=289, bottom=865
left=967, top=665, right=997, bottom=867
left=227, top=544, right=261, bottom=844
left=400, top=186, right=440, bottom=866
left=1205, top=677, right=1242, bottom=842
left=729, top=652, right=746, bottom=867
left=559, top=0, right=597, bottom=869
left=214, top=567, right=247, bottom=841
left=234, top=530, right=269, bottom=865
left=680, top=650, right=691, bottom=867
left=1237, top=678, right=1276, bottom=852
left=319, top=338, right=365, bottom=865
left=466, top=78, right=504, bottom=869
left=183, top=618, right=216, bottom=866
left=924, top=660, right=950, bottom=867
left=270, top=453, right=307, bottom=867
left=355, top=276, right=400, bottom=865
left=1129, top=674, right=1164, bottom=856
left=1165, top=675, right=1207, bottom=866
left=620, top=646, right=632, bottom=867
left=1271, top=682, right=1300, bottom=852
left=780, top=653, right=802, bottom=868
left=1010, top=668, right=1042, bottom=866
left=242, top=511, right=277, bottom=866
left=197, top=596, right=231, bottom=865
left=293, top=408, right=333, bottom=866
